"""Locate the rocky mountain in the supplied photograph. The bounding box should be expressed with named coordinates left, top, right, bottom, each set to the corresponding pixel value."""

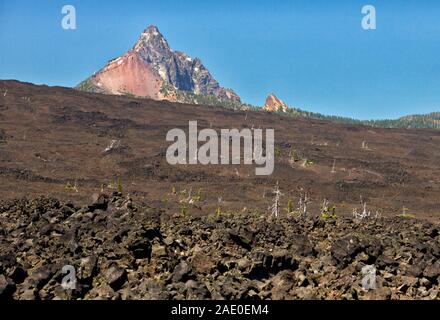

left=263, top=93, right=289, bottom=112
left=75, top=25, right=440, bottom=130
left=76, top=26, right=240, bottom=105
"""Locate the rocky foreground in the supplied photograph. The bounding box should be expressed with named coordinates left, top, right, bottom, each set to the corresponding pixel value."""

left=0, top=193, right=439, bottom=300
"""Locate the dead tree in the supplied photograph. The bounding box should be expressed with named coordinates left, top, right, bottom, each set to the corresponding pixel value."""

left=353, top=196, right=372, bottom=219
left=270, top=181, right=283, bottom=218
left=331, top=159, right=336, bottom=173
left=302, top=194, right=310, bottom=219
left=297, top=193, right=310, bottom=219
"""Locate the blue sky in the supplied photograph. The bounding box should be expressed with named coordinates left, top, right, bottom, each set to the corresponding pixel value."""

left=1, top=0, right=440, bottom=119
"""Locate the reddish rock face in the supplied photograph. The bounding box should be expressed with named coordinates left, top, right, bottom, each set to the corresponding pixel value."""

left=89, top=51, right=164, bottom=100
left=77, top=25, right=240, bottom=104
left=263, top=93, right=289, bottom=112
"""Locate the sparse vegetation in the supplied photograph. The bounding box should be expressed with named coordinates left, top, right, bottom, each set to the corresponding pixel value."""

left=65, top=181, right=79, bottom=192
left=285, top=199, right=294, bottom=214
left=75, top=78, right=100, bottom=93
left=352, top=196, right=381, bottom=220
left=321, top=199, right=337, bottom=220
left=192, top=188, right=203, bottom=202
left=288, top=148, right=297, bottom=167
left=216, top=197, right=223, bottom=217
left=117, top=177, right=123, bottom=194
left=274, top=145, right=282, bottom=159
left=180, top=204, right=188, bottom=217
left=300, top=158, right=314, bottom=167
left=399, top=207, right=415, bottom=219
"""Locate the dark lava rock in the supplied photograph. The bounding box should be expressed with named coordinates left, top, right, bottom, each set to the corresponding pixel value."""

left=28, top=264, right=57, bottom=290
left=88, top=194, right=109, bottom=212
left=0, top=253, right=16, bottom=270
left=185, top=280, right=211, bottom=299
left=1, top=195, right=439, bottom=300
left=229, top=227, right=254, bottom=250
left=423, top=261, right=440, bottom=280
left=77, top=256, right=98, bottom=282
left=290, top=234, right=315, bottom=256
left=9, top=266, right=27, bottom=284
left=331, top=235, right=365, bottom=267
left=126, top=238, right=152, bottom=260
left=139, top=279, right=169, bottom=300
left=172, top=261, right=193, bottom=283
left=270, top=270, right=295, bottom=299
left=0, top=275, right=16, bottom=299
left=103, top=264, right=127, bottom=290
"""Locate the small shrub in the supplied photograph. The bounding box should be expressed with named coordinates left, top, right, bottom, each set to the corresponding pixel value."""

left=162, top=197, right=169, bottom=210
left=399, top=207, right=415, bottom=219
left=65, top=181, right=78, bottom=192
left=321, top=199, right=337, bottom=220
left=117, top=177, right=123, bottom=194
left=398, top=213, right=416, bottom=219
left=285, top=199, right=294, bottom=214
left=275, top=145, right=282, bottom=159
left=192, top=188, right=203, bottom=202
left=180, top=205, right=188, bottom=217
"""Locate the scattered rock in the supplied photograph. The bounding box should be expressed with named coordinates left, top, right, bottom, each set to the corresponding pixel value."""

left=0, top=195, right=438, bottom=300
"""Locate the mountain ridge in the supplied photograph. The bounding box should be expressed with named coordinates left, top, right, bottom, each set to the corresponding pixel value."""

left=75, top=25, right=440, bottom=130
left=77, top=25, right=240, bottom=105
left=258, top=93, right=440, bottom=130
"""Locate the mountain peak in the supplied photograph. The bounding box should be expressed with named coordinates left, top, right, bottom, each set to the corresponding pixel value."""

left=77, top=25, right=241, bottom=105
left=263, top=93, right=289, bottom=112
left=134, top=25, right=170, bottom=53
left=144, top=25, right=160, bottom=33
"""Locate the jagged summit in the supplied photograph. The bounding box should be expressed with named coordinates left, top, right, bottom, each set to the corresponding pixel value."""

left=263, top=93, right=289, bottom=112
left=143, top=24, right=160, bottom=34
left=134, top=25, right=171, bottom=55
left=77, top=25, right=240, bottom=105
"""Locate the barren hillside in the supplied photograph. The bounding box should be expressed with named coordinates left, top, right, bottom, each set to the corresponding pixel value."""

left=1, top=80, right=440, bottom=221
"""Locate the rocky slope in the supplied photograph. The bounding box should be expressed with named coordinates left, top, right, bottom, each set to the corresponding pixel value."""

left=77, top=26, right=240, bottom=105
left=0, top=194, right=438, bottom=300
